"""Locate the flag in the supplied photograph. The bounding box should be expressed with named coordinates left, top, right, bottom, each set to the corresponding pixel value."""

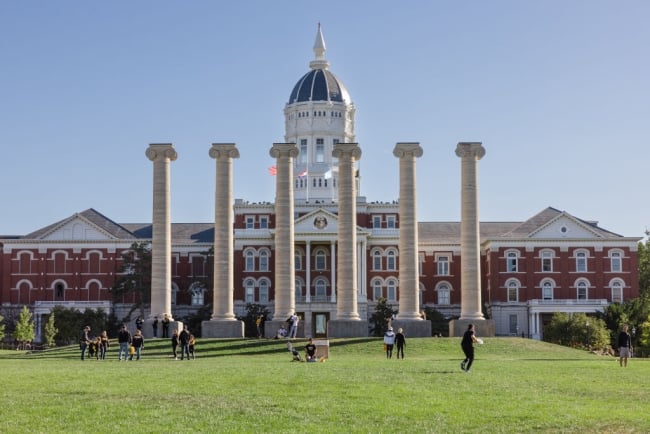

left=297, top=170, right=308, bottom=178
left=324, top=166, right=338, bottom=179
left=268, top=165, right=277, bottom=176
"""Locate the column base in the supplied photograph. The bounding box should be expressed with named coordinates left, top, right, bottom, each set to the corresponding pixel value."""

left=327, top=319, right=369, bottom=338
left=449, top=319, right=495, bottom=338
left=391, top=320, right=431, bottom=337
left=201, top=319, right=244, bottom=338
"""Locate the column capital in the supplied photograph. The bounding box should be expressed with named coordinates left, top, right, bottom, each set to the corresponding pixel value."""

left=209, top=143, right=239, bottom=160
left=332, top=142, right=362, bottom=160
left=146, top=143, right=177, bottom=162
left=393, top=142, right=423, bottom=158
left=455, top=142, right=485, bottom=160
left=269, top=143, right=299, bottom=159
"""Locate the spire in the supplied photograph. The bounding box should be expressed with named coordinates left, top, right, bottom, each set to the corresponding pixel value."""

left=310, top=22, right=330, bottom=70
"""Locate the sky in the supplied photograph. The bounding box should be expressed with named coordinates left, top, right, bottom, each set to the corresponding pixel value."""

left=1, top=1, right=649, bottom=239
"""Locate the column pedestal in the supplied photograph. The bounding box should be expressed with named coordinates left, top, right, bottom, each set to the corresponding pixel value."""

left=449, top=319, right=495, bottom=338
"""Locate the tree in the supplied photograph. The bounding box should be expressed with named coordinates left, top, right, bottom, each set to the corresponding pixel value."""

left=50, top=306, right=109, bottom=345
left=237, top=303, right=271, bottom=338
left=638, top=236, right=650, bottom=298
left=112, top=241, right=152, bottom=320
left=0, top=314, right=5, bottom=343
left=369, top=298, right=398, bottom=337
left=543, top=312, right=610, bottom=351
left=43, top=313, right=58, bottom=348
left=422, top=306, right=449, bottom=337
left=14, top=306, right=35, bottom=349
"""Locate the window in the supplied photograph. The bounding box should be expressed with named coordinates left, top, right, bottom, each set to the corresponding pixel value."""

left=610, top=251, right=622, bottom=272
left=259, top=280, right=269, bottom=303
left=245, top=216, right=255, bottom=229
left=315, top=278, right=327, bottom=300
left=372, top=215, right=381, bottom=228
left=245, top=280, right=255, bottom=303
left=437, top=283, right=450, bottom=305
left=577, top=280, right=588, bottom=300
left=316, top=138, right=324, bottom=163
left=541, top=250, right=553, bottom=272
left=190, top=283, right=204, bottom=306
left=294, top=252, right=302, bottom=271
left=300, top=139, right=308, bottom=164
left=576, top=251, right=587, bottom=272
left=387, top=279, right=397, bottom=301
left=507, top=281, right=518, bottom=302
left=542, top=281, right=554, bottom=300
left=245, top=251, right=255, bottom=272
left=372, top=279, right=382, bottom=300
left=372, top=251, right=382, bottom=271
left=509, top=315, right=518, bottom=335
left=314, top=249, right=327, bottom=270
left=506, top=251, right=518, bottom=273
left=611, top=280, right=623, bottom=303
left=295, top=280, right=303, bottom=301
left=386, top=215, right=396, bottom=229
left=437, top=255, right=450, bottom=276
left=387, top=250, right=396, bottom=271
left=259, top=250, right=269, bottom=272
left=259, top=216, right=269, bottom=229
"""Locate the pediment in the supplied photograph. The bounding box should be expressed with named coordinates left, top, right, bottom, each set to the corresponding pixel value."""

left=294, top=209, right=340, bottom=234
left=529, top=214, right=603, bottom=239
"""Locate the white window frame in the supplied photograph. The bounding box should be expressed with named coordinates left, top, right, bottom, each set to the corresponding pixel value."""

left=610, top=250, right=622, bottom=272
left=386, top=250, right=397, bottom=271
left=541, top=250, right=553, bottom=272
left=542, top=280, right=554, bottom=300
left=245, top=216, right=255, bottom=229
left=437, top=283, right=450, bottom=305
left=372, top=215, right=382, bottom=229
left=437, top=255, right=450, bottom=276
left=314, top=249, right=327, bottom=271
left=372, top=279, right=382, bottom=300
left=316, top=138, right=324, bottom=163
left=372, top=250, right=382, bottom=271
left=507, top=281, right=518, bottom=303
left=245, top=250, right=255, bottom=272
left=576, top=250, right=588, bottom=272
left=190, top=283, right=205, bottom=306
left=259, top=250, right=269, bottom=272
left=386, top=215, right=396, bottom=229
left=387, top=279, right=397, bottom=301
left=245, top=279, right=255, bottom=303
left=506, top=250, right=519, bottom=273
left=576, top=279, right=589, bottom=300
left=259, top=279, right=269, bottom=303
left=611, top=279, right=623, bottom=303
left=259, top=215, right=269, bottom=229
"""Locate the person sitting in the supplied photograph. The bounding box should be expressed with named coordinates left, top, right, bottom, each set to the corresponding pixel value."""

left=305, top=338, right=317, bottom=362
left=276, top=325, right=288, bottom=339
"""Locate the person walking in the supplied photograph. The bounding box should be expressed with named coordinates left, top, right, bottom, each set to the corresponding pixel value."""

left=135, top=316, right=144, bottom=332
left=131, top=329, right=144, bottom=361
left=288, top=313, right=299, bottom=339
left=384, top=327, right=396, bottom=359
left=99, top=330, right=109, bottom=360
left=460, top=323, right=480, bottom=373
left=188, top=334, right=196, bottom=360
left=162, top=314, right=170, bottom=338
left=171, top=329, right=179, bottom=360
left=152, top=316, right=159, bottom=338
left=79, top=326, right=91, bottom=361
left=117, top=324, right=132, bottom=361
left=395, top=328, right=406, bottom=359
left=179, top=326, right=191, bottom=360
left=618, top=324, right=633, bottom=367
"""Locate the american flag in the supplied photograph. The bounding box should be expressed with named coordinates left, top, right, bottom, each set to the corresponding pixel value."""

left=268, top=165, right=277, bottom=176
left=297, top=170, right=308, bottom=178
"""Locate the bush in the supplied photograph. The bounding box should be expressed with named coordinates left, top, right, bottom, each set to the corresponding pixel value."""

left=543, top=312, right=610, bottom=351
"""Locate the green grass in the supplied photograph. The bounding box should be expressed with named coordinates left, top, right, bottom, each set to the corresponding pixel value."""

left=1, top=337, right=647, bottom=433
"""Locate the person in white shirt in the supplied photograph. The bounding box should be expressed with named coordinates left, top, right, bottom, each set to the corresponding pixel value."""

left=384, top=327, right=396, bottom=359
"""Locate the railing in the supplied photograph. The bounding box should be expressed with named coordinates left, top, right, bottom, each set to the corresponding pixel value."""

left=528, top=299, right=608, bottom=306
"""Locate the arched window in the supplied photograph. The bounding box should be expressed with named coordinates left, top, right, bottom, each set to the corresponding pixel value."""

left=610, top=250, right=622, bottom=272
left=190, top=283, right=205, bottom=306
left=507, top=280, right=519, bottom=302
left=387, top=250, right=397, bottom=271
left=259, top=280, right=269, bottom=303
left=576, top=280, right=589, bottom=300
left=506, top=250, right=518, bottom=273
left=576, top=250, right=588, bottom=272
left=542, top=280, right=554, bottom=300
left=314, top=249, right=327, bottom=271
left=314, top=278, right=327, bottom=301
left=295, top=279, right=304, bottom=302
left=171, top=283, right=179, bottom=305
left=372, top=250, right=382, bottom=271
left=541, top=250, right=553, bottom=272
left=387, top=279, right=397, bottom=301
left=610, top=279, right=623, bottom=303
left=437, top=283, right=450, bottom=305
left=245, top=279, right=255, bottom=303
left=245, top=250, right=255, bottom=272
left=259, top=250, right=269, bottom=272
left=295, top=251, right=302, bottom=271
left=372, top=279, right=382, bottom=300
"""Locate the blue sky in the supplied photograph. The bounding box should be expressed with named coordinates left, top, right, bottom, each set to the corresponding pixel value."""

left=1, top=1, right=648, bottom=239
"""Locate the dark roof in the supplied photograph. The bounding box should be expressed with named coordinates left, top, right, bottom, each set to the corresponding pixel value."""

left=121, top=223, right=215, bottom=243
left=289, top=69, right=350, bottom=104
left=418, top=222, right=520, bottom=244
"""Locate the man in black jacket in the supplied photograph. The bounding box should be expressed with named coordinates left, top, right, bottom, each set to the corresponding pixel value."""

left=117, top=324, right=132, bottom=361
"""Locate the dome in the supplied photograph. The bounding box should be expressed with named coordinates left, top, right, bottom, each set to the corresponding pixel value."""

left=288, top=69, right=351, bottom=104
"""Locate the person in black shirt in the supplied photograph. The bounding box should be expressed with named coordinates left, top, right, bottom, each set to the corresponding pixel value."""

left=80, top=326, right=91, bottom=361
left=395, top=328, right=406, bottom=359
left=460, top=323, right=479, bottom=373
left=179, top=326, right=191, bottom=360
left=617, top=324, right=632, bottom=367
left=305, top=338, right=317, bottom=362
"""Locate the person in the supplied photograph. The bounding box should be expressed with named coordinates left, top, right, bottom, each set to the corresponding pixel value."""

left=80, top=326, right=91, bottom=361
left=117, top=324, right=132, bottom=361
left=162, top=314, right=170, bottom=338
left=287, top=341, right=301, bottom=361
left=99, top=330, right=109, bottom=360
left=305, top=338, right=317, bottom=362
left=135, top=316, right=144, bottom=332
left=256, top=315, right=263, bottom=338
left=188, top=334, right=196, bottom=360
left=461, top=323, right=479, bottom=373
left=179, top=326, right=191, bottom=360
left=152, top=316, right=159, bottom=338
left=171, top=329, right=179, bottom=360
left=88, top=336, right=98, bottom=359
left=384, top=326, right=396, bottom=359
left=131, top=329, right=144, bottom=361
left=618, top=324, right=633, bottom=367
left=276, top=325, right=287, bottom=339
left=288, top=313, right=299, bottom=338
left=395, top=328, right=406, bottom=359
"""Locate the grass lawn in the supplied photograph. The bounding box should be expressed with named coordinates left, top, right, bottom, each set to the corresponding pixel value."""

left=0, top=337, right=647, bottom=433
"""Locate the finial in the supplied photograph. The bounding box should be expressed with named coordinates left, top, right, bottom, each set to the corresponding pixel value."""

left=310, top=22, right=329, bottom=70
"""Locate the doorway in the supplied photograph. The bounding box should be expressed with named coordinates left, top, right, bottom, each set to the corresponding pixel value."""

left=313, top=312, right=329, bottom=338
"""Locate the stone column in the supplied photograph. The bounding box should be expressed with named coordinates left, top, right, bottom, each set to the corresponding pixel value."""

left=265, top=143, right=298, bottom=338
left=145, top=144, right=181, bottom=338
left=328, top=143, right=367, bottom=337
left=392, top=143, right=430, bottom=337
left=450, top=142, right=494, bottom=337
left=202, top=143, right=244, bottom=338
